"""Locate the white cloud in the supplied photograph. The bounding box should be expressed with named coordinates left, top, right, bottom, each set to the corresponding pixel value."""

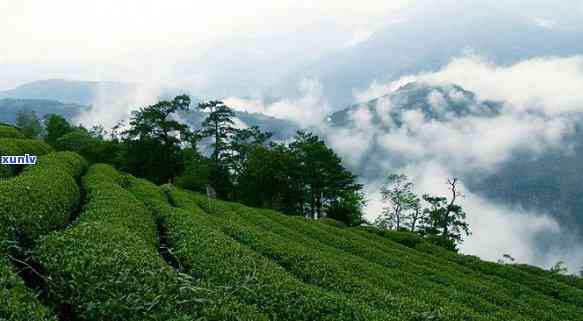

left=331, top=54, right=583, bottom=271
left=74, top=83, right=163, bottom=129
left=224, top=78, right=331, bottom=127
left=533, top=18, right=557, bottom=29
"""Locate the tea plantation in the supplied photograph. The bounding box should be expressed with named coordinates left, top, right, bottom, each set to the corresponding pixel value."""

left=1, top=136, right=583, bottom=320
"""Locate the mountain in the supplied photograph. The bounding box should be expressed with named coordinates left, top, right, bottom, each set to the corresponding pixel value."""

left=0, top=98, right=88, bottom=123
left=0, top=79, right=136, bottom=106
left=269, top=6, right=583, bottom=109
left=328, top=82, right=503, bottom=127
left=326, top=81, right=583, bottom=249
left=0, top=80, right=299, bottom=140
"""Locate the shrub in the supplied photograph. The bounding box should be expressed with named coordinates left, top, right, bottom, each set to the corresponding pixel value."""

left=0, top=151, right=86, bottom=246
left=169, top=190, right=495, bottom=321
left=355, top=225, right=583, bottom=315
left=129, top=181, right=390, bottom=321
left=0, top=125, right=25, bottom=139
left=180, top=190, right=583, bottom=321
left=34, top=164, right=267, bottom=321
left=318, top=218, right=347, bottom=228
left=0, top=256, right=58, bottom=321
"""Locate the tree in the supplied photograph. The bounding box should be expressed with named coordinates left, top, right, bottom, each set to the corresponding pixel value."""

left=226, top=126, right=272, bottom=182
left=378, top=174, right=418, bottom=230
left=289, top=131, right=362, bottom=219
left=422, top=178, right=470, bottom=247
left=326, top=191, right=367, bottom=227
left=197, top=100, right=236, bottom=166
left=404, top=197, right=425, bottom=232
left=197, top=100, right=237, bottom=197
left=44, top=114, right=73, bottom=146
left=550, top=261, right=568, bottom=275
left=237, top=143, right=295, bottom=210
left=16, top=110, right=43, bottom=138
left=497, top=254, right=515, bottom=265
left=124, top=95, right=192, bottom=184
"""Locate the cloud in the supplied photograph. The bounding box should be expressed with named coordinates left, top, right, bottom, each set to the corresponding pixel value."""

left=325, top=54, right=583, bottom=271
left=73, top=83, right=163, bottom=130
left=224, top=78, right=331, bottom=127
left=533, top=18, right=557, bottom=29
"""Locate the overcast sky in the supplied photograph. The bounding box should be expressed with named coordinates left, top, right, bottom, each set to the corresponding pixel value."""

left=2, top=0, right=582, bottom=90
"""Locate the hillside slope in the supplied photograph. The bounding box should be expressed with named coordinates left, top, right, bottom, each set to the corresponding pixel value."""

left=1, top=134, right=583, bottom=320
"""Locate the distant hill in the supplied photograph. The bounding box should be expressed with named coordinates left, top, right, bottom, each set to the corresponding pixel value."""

left=0, top=80, right=299, bottom=140
left=0, top=98, right=88, bottom=123
left=0, top=79, right=138, bottom=106
left=327, top=81, right=583, bottom=248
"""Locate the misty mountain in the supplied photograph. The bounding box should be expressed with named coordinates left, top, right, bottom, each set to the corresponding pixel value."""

left=0, top=80, right=298, bottom=140
left=328, top=82, right=503, bottom=127
left=0, top=98, right=88, bottom=124
left=326, top=81, right=583, bottom=243
left=270, top=7, right=583, bottom=109
left=0, top=79, right=137, bottom=106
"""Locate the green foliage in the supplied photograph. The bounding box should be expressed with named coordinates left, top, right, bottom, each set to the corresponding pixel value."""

left=124, top=95, right=193, bottom=184
left=288, top=131, right=363, bottom=219
left=15, top=110, right=43, bottom=139
left=128, top=181, right=387, bottom=321
left=0, top=138, right=54, bottom=178
left=175, top=149, right=211, bottom=193
left=377, top=174, right=419, bottom=230
left=359, top=226, right=583, bottom=312
left=43, top=114, right=73, bottom=146
left=34, top=164, right=266, bottom=321
left=174, top=191, right=501, bottom=321
left=0, top=152, right=86, bottom=245
left=0, top=256, right=57, bottom=321
left=325, top=191, right=367, bottom=227
left=550, top=261, right=569, bottom=275
left=196, top=100, right=237, bottom=197
left=0, top=125, right=25, bottom=139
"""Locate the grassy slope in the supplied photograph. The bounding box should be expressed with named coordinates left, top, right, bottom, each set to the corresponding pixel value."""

left=2, top=144, right=583, bottom=320
left=166, top=188, right=583, bottom=321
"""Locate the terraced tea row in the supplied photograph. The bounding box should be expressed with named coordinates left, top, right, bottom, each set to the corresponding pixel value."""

left=256, top=208, right=583, bottom=320
left=170, top=189, right=500, bottom=321
left=33, top=164, right=267, bottom=321
left=0, top=151, right=87, bottom=321
left=356, top=226, right=583, bottom=308
left=172, top=189, right=583, bottom=321
left=128, top=179, right=392, bottom=321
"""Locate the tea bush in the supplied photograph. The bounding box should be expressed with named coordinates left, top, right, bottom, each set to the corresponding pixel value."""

left=170, top=190, right=498, bottom=321
left=0, top=125, right=25, bottom=139
left=0, top=256, right=58, bottom=321
left=0, top=151, right=86, bottom=245
left=129, top=181, right=392, bottom=321
left=34, top=164, right=267, bottom=321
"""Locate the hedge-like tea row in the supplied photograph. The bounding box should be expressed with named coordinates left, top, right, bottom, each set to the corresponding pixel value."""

left=34, top=164, right=267, bottom=321
left=0, top=224, right=58, bottom=321
left=356, top=226, right=583, bottom=309
left=0, top=125, right=24, bottom=139
left=0, top=139, right=53, bottom=178
left=253, top=208, right=583, bottom=321
left=130, top=181, right=392, bottom=321
left=0, top=256, right=57, bottom=321
left=0, top=151, right=86, bottom=245
left=170, top=190, right=498, bottom=321
left=221, top=204, right=530, bottom=321
left=512, top=263, right=583, bottom=292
